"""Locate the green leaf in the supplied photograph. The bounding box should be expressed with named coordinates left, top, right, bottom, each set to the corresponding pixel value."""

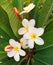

left=0, top=40, right=9, bottom=61
left=0, top=21, right=17, bottom=40
left=34, top=46, right=53, bottom=65
left=33, top=0, right=41, bottom=20
left=0, top=0, right=22, bottom=38
left=45, top=21, right=53, bottom=32
left=0, top=51, right=6, bottom=61
left=33, top=59, right=45, bottom=65
left=0, top=38, right=6, bottom=44
left=0, top=56, right=27, bottom=65
left=0, top=29, right=9, bottom=51
left=0, top=41, right=8, bottom=51
left=13, top=0, right=23, bottom=11
left=0, top=6, right=17, bottom=39
left=41, top=0, right=46, bottom=4
left=0, top=39, right=8, bottom=61
left=0, top=28, right=10, bottom=40
left=0, top=6, right=9, bottom=26
left=0, top=38, right=8, bottom=51
left=37, top=0, right=53, bottom=27
left=0, top=38, right=8, bottom=43
left=24, top=0, right=34, bottom=6
left=36, top=31, right=53, bottom=51
left=0, top=58, right=18, bottom=65
left=30, top=0, right=41, bottom=21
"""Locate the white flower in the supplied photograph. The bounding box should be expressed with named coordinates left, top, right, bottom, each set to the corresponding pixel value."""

left=20, top=38, right=28, bottom=49
left=20, top=3, right=35, bottom=15
left=18, top=19, right=35, bottom=35
left=23, top=28, right=44, bottom=49
left=5, top=39, right=26, bottom=62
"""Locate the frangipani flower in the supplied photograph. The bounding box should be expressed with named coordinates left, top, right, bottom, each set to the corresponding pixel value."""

left=20, top=3, right=35, bottom=15
left=23, top=28, right=44, bottom=49
left=18, top=19, right=35, bottom=35
left=5, top=39, right=26, bottom=61
left=20, top=38, right=28, bottom=49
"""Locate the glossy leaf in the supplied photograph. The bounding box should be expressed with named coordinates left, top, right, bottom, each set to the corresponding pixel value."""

left=45, top=21, right=53, bottom=32
left=0, top=6, right=9, bottom=26
left=0, top=0, right=22, bottom=38
left=0, top=28, right=10, bottom=40
left=0, top=51, right=6, bottom=61
left=0, top=58, right=18, bottom=65
left=0, top=22, right=17, bottom=40
left=0, top=6, right=17, bottom=39
left=34, top=46, right=53, bottom=65
left=13, top=0, right=23, bottom=11
left=37, top=0, right=53, bottom=27
left=33, top=0, right=41, bottom=20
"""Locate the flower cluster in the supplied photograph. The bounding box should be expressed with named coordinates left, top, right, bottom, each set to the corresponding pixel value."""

left=5, top=3, right=44, bottom=62
left=18, top=19, right=44, bottom=49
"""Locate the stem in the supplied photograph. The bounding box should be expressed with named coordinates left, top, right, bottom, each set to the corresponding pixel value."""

left=28, top=13, right=32, bottom=20
left=26, top=58, right=30, bottom=65
left=13, top=7, right=22, bottom=21
left=18, top=55, right=28, bottom=65
left=31, top=58, right=35, bottom=65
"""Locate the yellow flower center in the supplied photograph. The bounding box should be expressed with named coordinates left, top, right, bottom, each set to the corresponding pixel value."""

left=25, top=26, right=29, bottom=32
left=14, top=47, right=20, bottom=53
left=30, top=33, right=37, bottom=41
left=25, top=9, right=29, bottom=13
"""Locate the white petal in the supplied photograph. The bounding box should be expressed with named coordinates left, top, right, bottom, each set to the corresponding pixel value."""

left=20, top=38, right=28, bottom=44
left=28, top=40, right=34, bottom=49
left=20, top=11, right=26, bottom=15
left=9, top=39, right=15, bottom=47
left=14, top=54, right=20, bottom=61
left=23, top=3, right=35, bottom=11
left=19, top=50, right=26, bottom=56
left=14, top=42, right=21, bottom=49
left=18, top=28, right=26, bottom=35
left=22, top=44, right=28, bottom=49
left=29, top=19, right=35, bottom=27
left=35, top=37, right=44, bottom=45
left=23, top=7, right=28, bottom=10
left=9, top=39, right=21, bottom=49
left=20, top=38, right=28, bottom=49
left=22, top=19, right=28, bottom=27
left=23, top=33, right=30, bottom=39
left=7, top=50, right=14, bottom=57
left=35, top=28, right=44, bottom=36
left=28, top=27, right=36, bottom=34
left=28, top=3, right=35, bottom=11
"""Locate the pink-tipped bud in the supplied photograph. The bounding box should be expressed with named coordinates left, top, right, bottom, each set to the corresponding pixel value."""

left=14, top=7, right=20, bottom=15
left=13, top=7, right=22, bottom=21
left=5, top=45, right=13, bottom=52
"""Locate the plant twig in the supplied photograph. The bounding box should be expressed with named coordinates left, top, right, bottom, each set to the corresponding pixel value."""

left=26, top=58, right=30, bottom=65
left=18, top=55, right=28, bottom=65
